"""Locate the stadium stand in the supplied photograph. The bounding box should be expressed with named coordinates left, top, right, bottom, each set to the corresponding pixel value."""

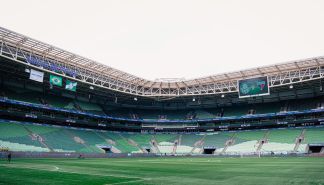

left=101, top=132, right=139, bottom=153
left=304, top=127, right=324, bottom=143
left=2, top=85, right=324, bottom=120
left=122, top=133, right=152, bottom=149
left=45, top=95, right=72, bottom=109
left=203, top=132, right=231, bottom=148
left=0, top=122, right=44, bottom=149
left=1, top=119, right=323, bottom=154
left=1, top=26, right=324, bottom=157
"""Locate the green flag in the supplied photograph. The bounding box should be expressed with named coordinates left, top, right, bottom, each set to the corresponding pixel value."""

left=65, top=80, right=77, bottom=92
left=49, top=74, right=62, bottom=87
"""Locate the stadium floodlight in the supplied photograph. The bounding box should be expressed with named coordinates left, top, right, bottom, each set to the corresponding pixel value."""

left=134, top=97, right=138, bottom=101
left=289, top=85, right=294, bottom=89
left=192, top=98, right=196, bottom=102
left=89, top=86, right=94, bottom=90
left=221, top=94, right=225, bottom=98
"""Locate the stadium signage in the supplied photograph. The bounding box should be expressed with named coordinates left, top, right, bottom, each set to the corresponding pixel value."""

left=25, top=113, right=37, bottom=119
left=240, top=124, right=251, bottom=127
left=186, top=127, right=197, bottom=130
left=238, top=76, right=270, bottom=98
left=66, top=119, right=76, bottom=123
left=277, top=121, right=288, bottom=125
left=29, top=69, right=44, bottom=83
left=301, top=122, right=315, bottom=126
left=218, top=125, right=229, bottom=128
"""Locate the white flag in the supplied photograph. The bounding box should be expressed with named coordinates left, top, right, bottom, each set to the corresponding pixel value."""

left=29, top=69, right=44, bottom=83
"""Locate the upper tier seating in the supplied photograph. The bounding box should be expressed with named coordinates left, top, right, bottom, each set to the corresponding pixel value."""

left=2, top=86, right=324, bottom=120
left=1, top=87, right=106, bottom=115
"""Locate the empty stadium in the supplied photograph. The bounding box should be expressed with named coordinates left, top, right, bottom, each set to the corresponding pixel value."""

left=1, top=26, right=324, bottom=155
left=1, top=1, right=324, bottom=184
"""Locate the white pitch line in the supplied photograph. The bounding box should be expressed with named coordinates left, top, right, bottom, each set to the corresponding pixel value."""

left=105, top=179, right=147, bottom=185
left=53, top=166, right=60, bottom=171
left=0, top=163, right=148, bottom=181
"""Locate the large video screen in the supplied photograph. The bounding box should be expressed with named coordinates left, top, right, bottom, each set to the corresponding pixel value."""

left=238, top=76, right=270, bottom=98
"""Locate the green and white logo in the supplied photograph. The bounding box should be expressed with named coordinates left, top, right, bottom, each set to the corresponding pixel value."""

left=65, top=80, right=77, bottom=92
left=49, top=74, right=62, bottom=87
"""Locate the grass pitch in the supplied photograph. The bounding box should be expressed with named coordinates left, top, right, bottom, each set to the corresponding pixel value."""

left=1, top=157, right=324, bottom=185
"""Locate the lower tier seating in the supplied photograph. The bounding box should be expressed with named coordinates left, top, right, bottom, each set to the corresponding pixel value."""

left=1, top=120, right=324, bottom=154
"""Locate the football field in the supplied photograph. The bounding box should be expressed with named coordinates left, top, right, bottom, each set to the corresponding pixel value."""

left=1, top=157, right=324, bottom=185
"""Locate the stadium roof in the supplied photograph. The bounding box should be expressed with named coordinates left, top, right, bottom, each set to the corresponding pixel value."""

left=1, top=26, right=324, bottom=97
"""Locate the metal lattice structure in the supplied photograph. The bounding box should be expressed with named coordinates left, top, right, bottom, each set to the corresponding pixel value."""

left=1, top=26, right=324, bottom=97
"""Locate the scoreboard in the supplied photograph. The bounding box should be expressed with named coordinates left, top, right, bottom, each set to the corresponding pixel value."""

left=238, top=76, right=270, bottom=98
